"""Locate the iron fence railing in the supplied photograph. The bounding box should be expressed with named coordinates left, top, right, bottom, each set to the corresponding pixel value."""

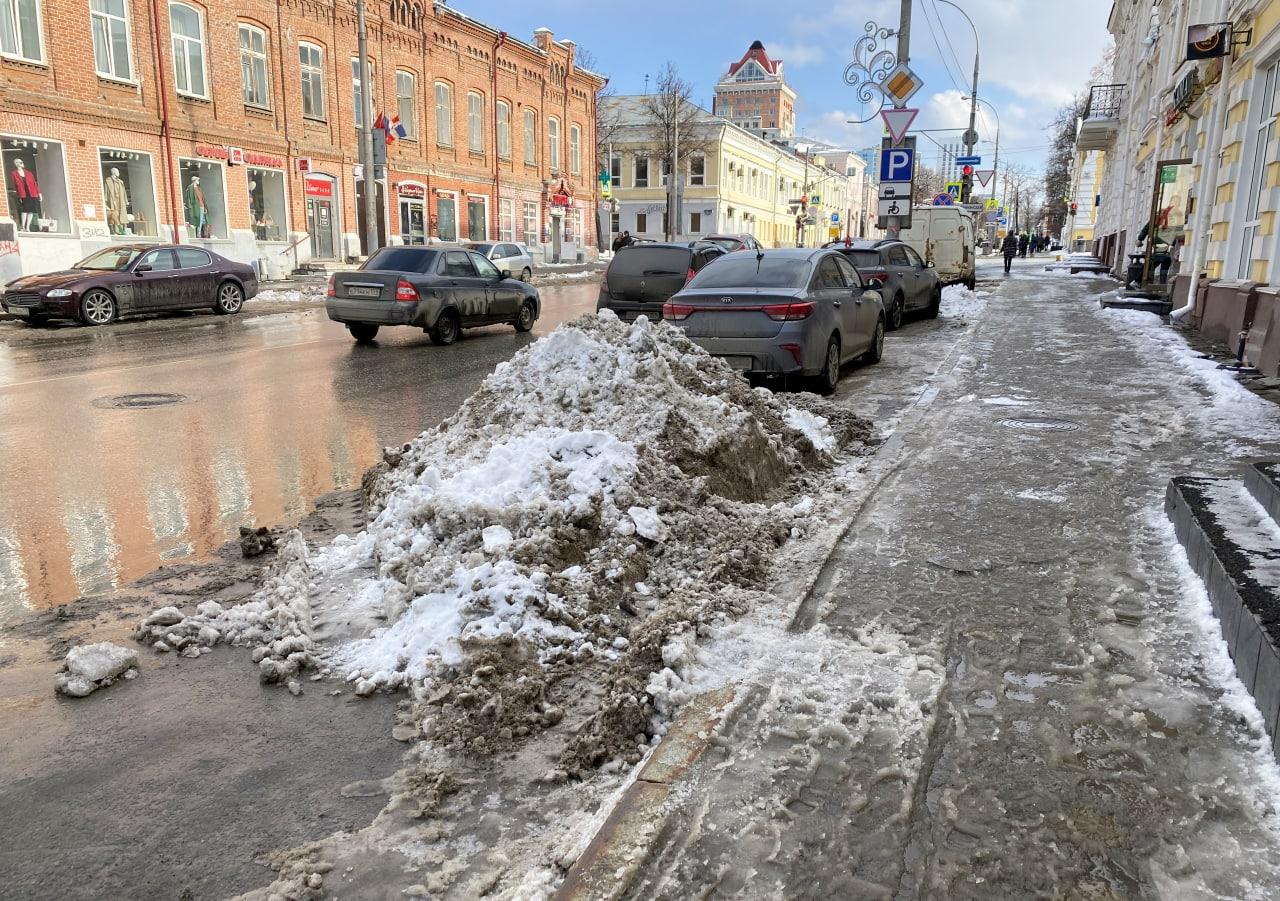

left=1086, top=84, right=1125, bottom=119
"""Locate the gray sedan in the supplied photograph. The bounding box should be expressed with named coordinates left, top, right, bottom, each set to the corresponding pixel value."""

left=663, top=248, right=884, bottom=394
left=325, top=245, right=539, bottom=344
left=464, top=241, right=535, bottom=282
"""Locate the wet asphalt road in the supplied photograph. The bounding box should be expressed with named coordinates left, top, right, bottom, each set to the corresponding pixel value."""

left=0, top=282, right=599, bottom=623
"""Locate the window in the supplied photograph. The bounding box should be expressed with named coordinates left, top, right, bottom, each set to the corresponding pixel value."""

left=434, top=82, right=452, bottom=146
left=351, top=58, right=375, bottom=129
left=548, top=117, right=560, bottom=172
left=902, top=245, right=924, bottom=268
left=636, top=212, right=647, bottom=233
left=569, top=124, right=581, bottom=175
left=834, top=254, right=863, bottom=287
left=689, top=155, right=705, bottom=186
left=523, top=109, right=536, bottom=164
left=472, top=253, right=500, bottom=279
left=175, top=247, right=212, bottom=268
left=3, top=136, right=70, bottom=234
left=299, top=42, right=325, bottom=119
left=497, top=101, right=511, bottom=158
left=634, top=157, right=649, bottom=188
left=99, top=147, right=158, bottom=236
left=466, top=194, right=486, bottom=239
left=247, top=167, right=286, bottom=241
left=178, top=156, right=227, bottom=239
left=396, top=71, right=416, bottom=139
left=499, top=197, right=514, bottom=241
left=239, top=24, right=269, bottom=108
left=610, top=153, right=621, bottom=186
left=91, top=0, right=132, bottom=81
left=610, top=211, right=619, bottom=234
left=690, top=212, right=701, bottom=233
left=169, top=3, right=207, bottom=98
left=1238, top=61, right=1278, bottom=278
left=522, top=200, right=538, bottom=244
left=139, top=248, right=178, bottom=270
left=886, top=245, right=909, bottom=266
left=468, top=91, right=484, bottom=153
left=660, top=158, right=671, bottom=187
left=0, top=0, right=43, bottom=63
left=436, top=192, right=457, bottom=241
left=442, top=250, right=475, bottom=277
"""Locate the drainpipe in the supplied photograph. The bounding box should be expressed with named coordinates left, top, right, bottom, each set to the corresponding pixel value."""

left=1173, top=50, right=1233, bottom=320
left=149, top=0, right=181, bottom=243
left=275, top=0, right=294, bottom=269
left=492, top=31, right=506, bottom=240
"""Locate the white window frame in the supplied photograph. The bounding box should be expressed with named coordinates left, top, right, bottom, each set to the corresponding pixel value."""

left=97, top=145, right=161, bottom=239
left=395, top=70, right=416, bottom=139
left=522, top=199, right=538, bottom=244
left=523, top=108, right=536, bottom=164
left=435, top=81, right=453, bottom=147
left=569, top=124, right=581, bottom=175
left=239, top=23, right=269, bottom=109
left=91, top=0, right=133, bottom=82
left=609, top=153, right=621, bottom=186
left=548, top=117, right=560, bottom=173
left=496, top=100, right=511, bottom=159
left=499, top=197, right=514, bottom=241
left=688, top=154, right=705, bottom=186
left=1235, top=59, right=1279, bottom=279
left=634, top=155, right=649, bottom=188
left=465, top=193, right=489, bottom=241
left=351, top=57, right=375, bottom=130
left=0, top=0, right=45, bottom=64
left=169, top=2, right=208, bottom=99
left=299, top=41, right=325, bottom=120
left=467, top=91, right=484, bottom=154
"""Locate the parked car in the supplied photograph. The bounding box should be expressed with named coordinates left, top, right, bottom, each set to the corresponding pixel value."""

left=325, top=245, right=540, bottom=344
left=464, top=241, right=534, bottom=282
left=897, top=206, right=976, bottom=290
left=0, top=244, right=257, bottom=327
left=663, top=248, right=884, bottom=394
left=832, top=239, right=941, bottom=331
left=596, top=241, right=726, bottom=322
left=703, top=233, right=765, bottom=253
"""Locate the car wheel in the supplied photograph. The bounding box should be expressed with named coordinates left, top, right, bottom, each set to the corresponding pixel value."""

left=521, top=267, right=532, bottom=282
left=926, top=286, right=942, bottom=319
left=347, top=323, right=379, bottom=343
left=214, top=281, right=244, bottom=315
left=429, top=309, right=460, bottom=346
left=814, top=334, right=840, bottom=396
left=79, top=289, right=116, bottom=326
left=514, top=299, right=536, bottom=332
left=888, top=293, right=905, bottom=331
left=965, top=274, right=977, bottom=291
left=863, top=316, right=885, bottom=364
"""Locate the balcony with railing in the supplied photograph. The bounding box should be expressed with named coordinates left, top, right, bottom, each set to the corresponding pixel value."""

left=1077, top=84, right=1125, bottom=150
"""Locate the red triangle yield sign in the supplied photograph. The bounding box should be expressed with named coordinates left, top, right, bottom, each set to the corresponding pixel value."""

left=976, top=169, right=995, bottom=187
left=881, top=107, right=918, bottom=145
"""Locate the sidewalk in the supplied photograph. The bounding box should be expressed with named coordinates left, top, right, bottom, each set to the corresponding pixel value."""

left=616, top=265, right=1280, bottom=897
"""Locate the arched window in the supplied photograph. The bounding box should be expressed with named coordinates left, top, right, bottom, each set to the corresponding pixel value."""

left=238, top=23, right=269, bottom=108
left=467, top=91, right=484, bottom=153
left=299, top=42, right=325, bottom=119
left=91, top=0, right=133, bottom=81
left=547, top=117, right=560, bottom=172
left=434, top=82, right=453, bottom=146
left=569, top=124, right=581, bottom=175
left=523, top=108, right=536, bottom=164
left=169, top=2, right=208, bottom=98
left=496, top=100, right=511, bottom=159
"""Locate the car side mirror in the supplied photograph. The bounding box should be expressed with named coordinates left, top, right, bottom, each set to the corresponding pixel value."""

left=926, top=260, right=935, bottom=268
left=135, top=264, right=152, bottom=274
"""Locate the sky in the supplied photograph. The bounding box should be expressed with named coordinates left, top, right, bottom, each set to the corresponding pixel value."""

left=453, top=0, right=1114, bottom=175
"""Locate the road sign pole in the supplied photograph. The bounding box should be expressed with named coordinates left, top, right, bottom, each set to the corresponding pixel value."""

left=887, top=0, right=912, bottom=239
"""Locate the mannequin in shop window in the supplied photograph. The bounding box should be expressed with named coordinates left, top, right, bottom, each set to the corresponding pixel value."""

left=184, top=175, right=210, bottom=238
left=10, top=158, right=42, bottom=232
left=104, top=167, right=130, bottom=236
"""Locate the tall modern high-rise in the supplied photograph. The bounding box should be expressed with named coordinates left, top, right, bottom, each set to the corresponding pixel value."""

left=711, top=41, right=796, bottom=141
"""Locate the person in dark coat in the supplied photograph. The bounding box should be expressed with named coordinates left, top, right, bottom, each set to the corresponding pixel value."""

left=1018, top=233, right=1029, bottom=258
left=1002, top=233, right=1019, bottom=274
left=611, top=230, right=632, bottom=252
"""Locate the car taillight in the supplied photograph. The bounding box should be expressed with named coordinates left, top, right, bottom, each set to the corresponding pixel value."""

left=326, top=275, right=336, bottom=297
left=863, top=269, right=888, bottom=284
left=395, top=279, right=419, bottom=302
left=663, top=301, right=694, bottom=321
left=763, top=301, right=814, bottom=321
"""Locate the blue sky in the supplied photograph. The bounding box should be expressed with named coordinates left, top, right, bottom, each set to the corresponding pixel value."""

left=456, top=0, right=1114, bottom=174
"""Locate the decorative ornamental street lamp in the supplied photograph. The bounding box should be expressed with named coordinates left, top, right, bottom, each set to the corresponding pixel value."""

left=842, top=22, right=898, bottom=124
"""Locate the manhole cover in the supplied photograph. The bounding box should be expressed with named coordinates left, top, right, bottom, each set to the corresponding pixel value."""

left=998, top=417, right=1080, bottom=432
left=92, top=393, right=190, bottom=409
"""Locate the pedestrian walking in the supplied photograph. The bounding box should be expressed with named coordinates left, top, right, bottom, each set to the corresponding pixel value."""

left=1018, top=233, right=1029, bottom=258
left=1002, top=233, right=1018, bottom=274
left=611, top=230, right=633, bottom=252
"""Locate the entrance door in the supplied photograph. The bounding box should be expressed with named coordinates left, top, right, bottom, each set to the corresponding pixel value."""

left=399, top=198, right=426, bottom=245
left=467, top=197, right=487, bottom=241
left=305, top=175, right=337, bottom=259
left=550, top=215, right=562, bottom=263
left=437, top=194, right=458, bottom=242
left=355, top=180, right=387, bottom=256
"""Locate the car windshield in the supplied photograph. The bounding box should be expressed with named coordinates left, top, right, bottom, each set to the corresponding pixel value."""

left=842, top=250, right=882, bottom=268
left=75, top=247, right=142, bottom=270
left=704, top=237, right=744, bottom=252
left=610, top=247, right=690, bottom=277
left=363, top=247, right=440, bottom=273
left=466, top=243, right=495, bottom=255
left=686, top=256, right=811, bottom=289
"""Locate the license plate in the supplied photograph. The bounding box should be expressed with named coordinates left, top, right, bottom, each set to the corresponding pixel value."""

left=5, top=306, right=28, bottom=317
left=347, top=286, right=381, bottom=298
left=723, top=356, right=753, bottom=371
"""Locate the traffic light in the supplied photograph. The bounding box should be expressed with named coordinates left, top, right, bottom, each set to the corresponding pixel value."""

left=960, top=165, right=974, bottom=203
left=1070, top=202, right=1078, bottom=215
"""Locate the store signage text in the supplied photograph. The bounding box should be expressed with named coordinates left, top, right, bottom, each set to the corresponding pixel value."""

left=196, top=145, right=285, bottom=169
left=304, top=177, right=333, bottom=198
left=397, top=183, right=426, bottom=199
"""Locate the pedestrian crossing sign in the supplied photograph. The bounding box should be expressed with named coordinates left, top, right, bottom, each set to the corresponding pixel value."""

left=984, top=198, right=999, bottom=211
left=945, top=182, right=962, bottom=198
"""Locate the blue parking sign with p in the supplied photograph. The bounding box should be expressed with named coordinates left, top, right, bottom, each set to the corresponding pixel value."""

left=880, top=147, right=914, bottom=183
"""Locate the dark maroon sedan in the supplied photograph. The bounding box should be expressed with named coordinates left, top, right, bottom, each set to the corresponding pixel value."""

left=0, top=244, right=258, bottom=327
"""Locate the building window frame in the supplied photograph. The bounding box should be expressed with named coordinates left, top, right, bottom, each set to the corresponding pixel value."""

left=169, top=2, right=209, bottom=99
left=395, top=69, right=417, bottom=140
left=569, top=124, right=581, bottom=175
left=548, top=116, right=561, bottom=173
left=467, top=90, right=484, bottom=154
left=238, top=23, right=270, bottom=109
left=499, top=197, right=514, bottom=241
left=351, top=57, right=375, bottom=130
left=688, top=154, right=705, bottom=186
left=91, top=0, right=133, bottom=82
left=523, top=108, right=536, bottom=165
left=0, top=0, right=45, bottom=64
left=496, top=100, right=511, bottom=159
left=634, top=156, right=649, bottom=188
left=435, top=81, right=453, bottom=147
left=522, top=199, right=538, bottom=245
left=609, top=152, right=621, bottom=186
left=299, top=41, right=325, bottom=121
left=1235, top=58, right=1279, bottom=279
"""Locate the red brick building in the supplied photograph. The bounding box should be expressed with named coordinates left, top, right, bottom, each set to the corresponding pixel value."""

left=0, top=0, right=603, bottom=279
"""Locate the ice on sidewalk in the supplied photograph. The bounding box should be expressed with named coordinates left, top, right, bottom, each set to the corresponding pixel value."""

left=54, top=642, right=139, bottom=697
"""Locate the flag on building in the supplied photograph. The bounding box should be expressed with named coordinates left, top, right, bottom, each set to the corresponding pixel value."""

left=374, top=113, right=407, bottom=145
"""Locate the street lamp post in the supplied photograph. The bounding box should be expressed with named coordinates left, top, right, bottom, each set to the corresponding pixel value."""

left=934, top=0, right=979, bottom=201
left=356, top=0, right=377, bottom=257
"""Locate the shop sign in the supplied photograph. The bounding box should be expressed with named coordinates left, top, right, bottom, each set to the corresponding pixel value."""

left=297, top=157, right=313, bottom=172
left=304, top=176, right=333, bottom=198
left=227, top=146, right=244, bottom=166
left=397, top=182, right=425, bottom=199
left=1173, top=68, right=1203, bottom=114
left=244, top=151, right=284, bottom=169
left=196, top=145, right=229, bottom=161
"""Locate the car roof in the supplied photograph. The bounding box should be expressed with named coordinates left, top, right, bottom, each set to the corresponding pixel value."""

left=618, top=242, right=696, bottom=251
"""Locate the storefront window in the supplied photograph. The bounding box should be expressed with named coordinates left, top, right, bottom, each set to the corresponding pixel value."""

left=178, top=157, right=227, bottom=240
left=247, top=167, right=286, bottom=241
left=1143, top=159, right=1192, bottom=284
left=3, top=135, right=71, bottom=234
left=397, top=183, right=425, bottom=245
left=99, top=148, right=157, bottom=237
left=499, top=198, right=514, bottom=241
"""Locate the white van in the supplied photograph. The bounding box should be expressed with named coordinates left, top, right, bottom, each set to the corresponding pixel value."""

left=898, top=206, right=976, bottom=290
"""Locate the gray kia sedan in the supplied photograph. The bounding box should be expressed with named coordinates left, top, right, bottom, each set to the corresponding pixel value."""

left=663, top=248, right=884, bottom=394
left=325, top=245, right=540, bottom=344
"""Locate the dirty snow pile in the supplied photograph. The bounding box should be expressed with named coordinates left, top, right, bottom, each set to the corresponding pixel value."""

left=940, top=284, right=990, bottom=320
left=255, top=287, right=325, bottom=304
left=54, top=641, right=139, bottom=697
left=139, top=311, right=870, bottom=770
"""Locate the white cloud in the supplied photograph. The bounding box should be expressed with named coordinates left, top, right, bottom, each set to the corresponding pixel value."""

left=925, top=89, right=972, bottom=130
left=768, top=42, right=825, bottom=68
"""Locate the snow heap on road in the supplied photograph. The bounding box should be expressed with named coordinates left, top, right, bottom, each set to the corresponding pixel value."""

left=138, top=312, right=870, bottom=770
left=54, top=642, right=139, bottom=697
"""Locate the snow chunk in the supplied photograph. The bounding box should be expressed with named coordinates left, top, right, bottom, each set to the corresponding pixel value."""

left=481, top=525, right=513, bottom=555
left=785, top=408, right=837, bottom=453
left=55, top=642, right=139, bottom=697
left=627, top=506, right=666, bottom=542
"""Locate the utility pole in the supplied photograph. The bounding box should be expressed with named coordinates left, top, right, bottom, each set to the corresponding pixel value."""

left=886, top=0, right=912, bottom=240
left=356, top=0, right=378, bottom=257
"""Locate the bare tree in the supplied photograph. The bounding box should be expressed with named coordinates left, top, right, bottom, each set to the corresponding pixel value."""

left=640, top=63, right=713, bottom=240
left=575, top=46, right=620, bottom=250
left=912, top=164, right=945, bottom=203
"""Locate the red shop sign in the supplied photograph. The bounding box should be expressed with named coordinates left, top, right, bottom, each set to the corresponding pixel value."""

left=397, top=182, right=425, bottom=199
left=305, top=177, right=333, bottom=198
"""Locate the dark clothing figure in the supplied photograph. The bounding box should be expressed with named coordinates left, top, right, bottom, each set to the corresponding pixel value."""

left=1018, top=234, right=1029, bottom=258
left=1002, top=234, right=1018, bottom=274
left=611, top=230, right=633, bottom=252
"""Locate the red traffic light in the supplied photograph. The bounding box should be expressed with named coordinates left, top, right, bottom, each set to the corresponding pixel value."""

left=961, top=165, right=974, bottom=176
